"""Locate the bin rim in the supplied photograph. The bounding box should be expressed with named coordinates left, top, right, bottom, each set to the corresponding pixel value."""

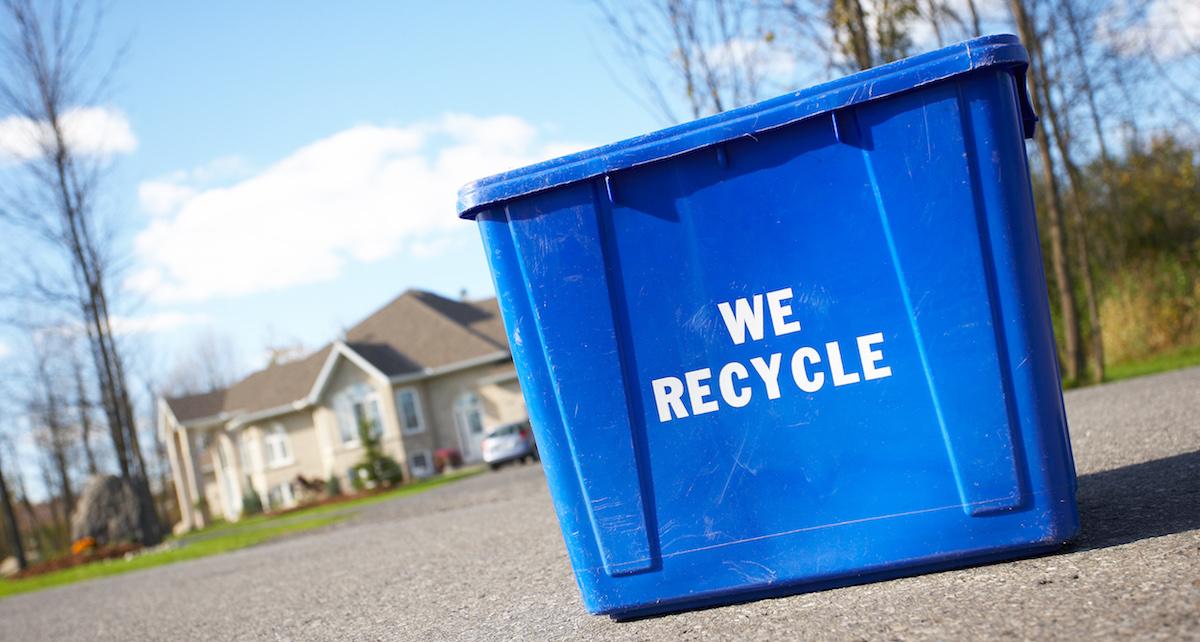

left=456, top=33, right=1031, bottom=219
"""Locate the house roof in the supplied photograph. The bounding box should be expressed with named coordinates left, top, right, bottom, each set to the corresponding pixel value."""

left=221, top=345, right=332, bottom=415
left=344, top=290, right=508, bottom=377
left=163, top=389, right=227, bottom=423
left=162, top=290, right=510, bottom=426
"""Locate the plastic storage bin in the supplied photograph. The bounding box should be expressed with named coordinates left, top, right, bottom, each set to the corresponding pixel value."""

left=457, top=34, right=1078, bottom=618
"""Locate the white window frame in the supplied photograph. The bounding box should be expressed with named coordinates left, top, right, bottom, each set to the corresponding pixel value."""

left=408, top=450, right=433, bottom=478
left=395, top=387, right=425, bottom=435
left=334, top=397, right=359, bottom=447
left=453, top=392, right=488, bottom=461
left=454, top=393, right=485, bottom=436
left=268, top=482, right=296, bottom=509
left=263, top=423, right=294, bottom=469
left=336, top=384, right=383, bottom=447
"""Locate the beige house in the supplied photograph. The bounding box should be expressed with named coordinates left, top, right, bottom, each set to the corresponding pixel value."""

left=158, top=290, right=527, bottom=530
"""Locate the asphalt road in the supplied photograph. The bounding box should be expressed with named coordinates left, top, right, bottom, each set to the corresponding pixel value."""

left=2, top=368, right=1198, bottom=641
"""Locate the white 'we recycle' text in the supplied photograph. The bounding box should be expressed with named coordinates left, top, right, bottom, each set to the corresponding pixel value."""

left=650, top=287, right=894, bottom=423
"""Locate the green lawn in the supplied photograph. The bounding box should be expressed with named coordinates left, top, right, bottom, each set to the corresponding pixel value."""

left=1105, top=344, right=1200, bottom=384
left=0, top=467, right=483, bottom=599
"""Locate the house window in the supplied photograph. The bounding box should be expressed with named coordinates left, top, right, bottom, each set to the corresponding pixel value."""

left=353, top=397, right=383, bottom=440
left=336, top=383, right=383, bottom=446
left=267, top=482, right=295, bottom=509
left=455, top=393, right=485, bottom=437
left=263, top=423, right=293, bottom=468
left=409, top=451, right=432, bottom=478
left=395, top=388, right=424, bottom=435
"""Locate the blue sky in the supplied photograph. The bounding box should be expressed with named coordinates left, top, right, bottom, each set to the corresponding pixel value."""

left=3, top=1, right=668, bottom=380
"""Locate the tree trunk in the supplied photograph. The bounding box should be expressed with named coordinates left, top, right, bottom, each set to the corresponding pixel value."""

left=38, top=460, right=68, bottom=549
left=50, top=440, right=74, bottom=523
left=926, top=0, right=945, bottom=47
left=6, top=451, right=44, bottom=561
left=0, top=459, right=28, bottom=570
left=72, top=352, right=99, bottom=475
left=833, top=0, right=875, bottom=70
left=1007, top=0, right=1084, bottom=383
left=35, top=345, right=76, bottom=521
left=1038, top=68, right=1105, bottom=382
left=965, top=0, right=982, bottom=37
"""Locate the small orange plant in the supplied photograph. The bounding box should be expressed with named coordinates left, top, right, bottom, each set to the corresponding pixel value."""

left=70, top=536, right=96, bottom=556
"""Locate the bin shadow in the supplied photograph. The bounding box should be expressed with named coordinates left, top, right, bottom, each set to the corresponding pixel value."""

left=1071, top=448, right=1200, bottom=552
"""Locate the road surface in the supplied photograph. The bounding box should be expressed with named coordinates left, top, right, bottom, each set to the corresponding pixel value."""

left=2, top=368, right=1198, bottom=640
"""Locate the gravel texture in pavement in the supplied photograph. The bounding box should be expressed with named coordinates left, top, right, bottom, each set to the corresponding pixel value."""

left=1, top=368, right=1197, bottom=641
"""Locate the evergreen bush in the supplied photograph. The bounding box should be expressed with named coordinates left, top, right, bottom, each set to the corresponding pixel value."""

left=241, top=481, right=263, bottom=516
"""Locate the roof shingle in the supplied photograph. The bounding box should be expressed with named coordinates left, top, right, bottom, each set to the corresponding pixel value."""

left=344, top=290, right=507, bottom=376
left=163, top=389, right=227, bottom=423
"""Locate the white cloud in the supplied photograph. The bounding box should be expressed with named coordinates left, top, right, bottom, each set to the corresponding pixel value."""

left=128, top=114, right=584, bottom=303
left=0, top=340, right=10, bottom=360
left=0, top=106, right=137, bottom=163
left=109, top=312, right=209, bottom=335
left=1098, top=0, right=1200, bottom=60
left=183, top=155, right=253, bottom=183
left=37, top=311, right=207, bottom=341
left=1143, top=0, right=1200, bottom=58
left=138, top=181, right=198, bottom=217
left=139, top=155, right=254, bottom=217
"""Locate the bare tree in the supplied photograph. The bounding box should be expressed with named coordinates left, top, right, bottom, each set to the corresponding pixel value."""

left=1006, top=0, right=1087, bottom=382
left=0, top=440, right=27, bottom=570
left=0, top=0, right=161, bottom=544
left=35, top=453, right=72, bottom=550
left=594, top=0, right=784, bottom=122
left=779, top=0, right=924, bottom=73
left=70, top=343, right=98, bottom=475
left=0, top=432, right=44, bottom=552
left=164, top=329, right=241, bottom=396
left=1039, top=33, right=1105, bottom=381
left=28, top=332, right=76, bottom=523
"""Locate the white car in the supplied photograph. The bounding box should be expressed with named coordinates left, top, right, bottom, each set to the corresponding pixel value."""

left=481, top=421, right=538, bottom=470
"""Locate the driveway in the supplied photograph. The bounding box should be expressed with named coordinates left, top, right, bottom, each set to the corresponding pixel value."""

left=2, top=368, right=1198, bottom=640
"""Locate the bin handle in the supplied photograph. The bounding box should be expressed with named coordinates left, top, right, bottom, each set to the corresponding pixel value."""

left=1013, top=66, right=1038, bottom=140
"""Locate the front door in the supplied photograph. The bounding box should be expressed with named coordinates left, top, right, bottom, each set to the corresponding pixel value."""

left=454, top=393, right=487, bottom=462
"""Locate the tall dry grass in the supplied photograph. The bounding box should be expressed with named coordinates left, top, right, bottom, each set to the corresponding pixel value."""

left=1100, top=257, right=1200, bottom=364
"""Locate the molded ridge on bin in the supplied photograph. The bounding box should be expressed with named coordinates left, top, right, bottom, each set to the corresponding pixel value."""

left=505, top=182, right=654, bottom=577
left=460, top=34, right=1079, bottom=618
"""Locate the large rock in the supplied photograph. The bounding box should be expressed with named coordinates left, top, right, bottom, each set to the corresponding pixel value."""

left=0, top=556, right=18, bottom=577
left=70, top=475, right=144, bottom=546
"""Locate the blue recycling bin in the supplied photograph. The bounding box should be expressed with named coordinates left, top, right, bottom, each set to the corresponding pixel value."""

left=457, top=34, right=1078, bottom=618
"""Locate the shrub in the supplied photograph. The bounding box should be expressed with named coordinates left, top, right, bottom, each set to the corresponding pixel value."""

left=350, top=467, right=366, bottom=492
left=241, top=481, right=263, bottom=516
left=70, top=536, right=96, bottom=556
left=350, top=457, right=404, bottom=490
left=353, top=417, right=405, bottom=488
left=374, top=456, right=404, bottom=485
left=433, top=448, right=462, bottom=473
left=326, top=474, right=342, bottom=497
